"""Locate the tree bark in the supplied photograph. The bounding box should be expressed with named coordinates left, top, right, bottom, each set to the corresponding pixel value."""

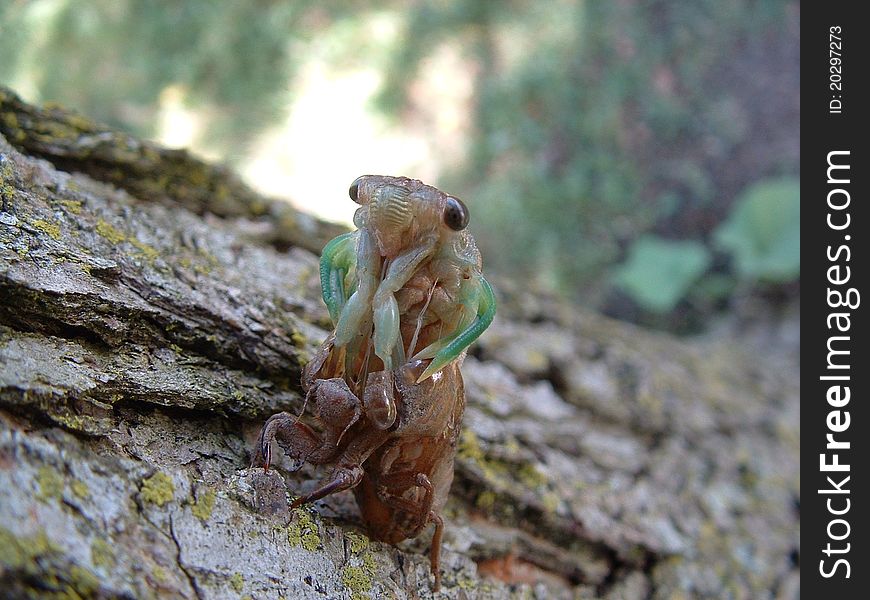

left=1, top=87, right=799, bottom=599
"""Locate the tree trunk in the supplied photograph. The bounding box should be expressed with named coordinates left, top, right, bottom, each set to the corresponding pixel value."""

left=0, top=87, right=799, bottom=599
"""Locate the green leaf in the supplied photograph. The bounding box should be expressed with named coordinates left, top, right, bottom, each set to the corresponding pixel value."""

left=613, top=235, right=712, bottom=313
left=713, top=177, right=800, bottom=282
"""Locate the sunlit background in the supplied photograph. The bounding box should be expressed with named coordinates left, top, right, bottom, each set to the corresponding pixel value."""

left=0, top=0, right=800, bottom=334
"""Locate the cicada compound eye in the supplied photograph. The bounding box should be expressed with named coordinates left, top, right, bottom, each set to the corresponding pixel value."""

left=443, top=196, right=469, bottom=231
left=349, top=176, right=364, bottom=203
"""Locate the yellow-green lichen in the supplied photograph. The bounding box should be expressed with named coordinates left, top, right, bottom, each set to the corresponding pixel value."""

left=193, top=262, right=212, bottom=276
left=291, top=331, right=307, bottom=347
left=95, top=218, right=159, bottom=262
left=1, top=110, right=25, bottom=142
left=68, top=564, right=101, bottom=595
left=59, top=199, right=83, bottom=214
left=152, top=565, right=168, bottom=583
left=287, top=508, right=321, bottom=552
left=1, top=110, right=20, bottom=132
left=140, top=471, right=175, bottom=507
left=0, top=527, right=99, bottom=595
left=341, top=549, right=377, bottom=600
left=475, top=490, right=496, bottom=512
left=457, top=576, right=476, bottom=590
left=197, top=247, right=219, bottom=267
left=96, top=219, right=126, bottom=244
left=458, top=429, right=486, bottom=463
left=36, top=466, right=64, bottom=502
left=129, top=235, right=159, bottom=262
left=540, top=491, right=561, bottom=513
left=47, top=408, right=111, bottom=436
left=71, top=480, right=90, bottom=500
left=459, top=431, right=549, bottom=500
left=191, top=488, right=216, bottom=521
left=341, top=565, right=373, bottom=600
left=517, top=463, right=548, bottom=489
left=91, top=538, right=114, bottom=569
left=229, top=572, right=245, bottom=593
left=346, top=531, right=370, bottom=553
left=32, top=218, right=61, bottom=240
left=503, top=436, right=521, bottom=454
left=250, top=198, right=268, bottom=216
left=457, top=429, right=508, bottom=482
left=0, top=526, right=59, bottom=569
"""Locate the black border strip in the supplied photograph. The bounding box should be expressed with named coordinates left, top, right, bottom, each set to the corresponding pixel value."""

left=802, top=3, right=868, bottom=596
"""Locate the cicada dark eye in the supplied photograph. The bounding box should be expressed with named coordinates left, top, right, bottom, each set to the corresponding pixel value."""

left=443, top=196, right=469, bottom=231
left=349, top=176, right=364, bottom=203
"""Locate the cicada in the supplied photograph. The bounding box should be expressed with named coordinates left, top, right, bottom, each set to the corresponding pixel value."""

left=253, top=175, right=495, bottom=589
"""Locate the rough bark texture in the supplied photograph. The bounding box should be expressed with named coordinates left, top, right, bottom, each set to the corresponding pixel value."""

left=1, top=87, right=799, bottom=599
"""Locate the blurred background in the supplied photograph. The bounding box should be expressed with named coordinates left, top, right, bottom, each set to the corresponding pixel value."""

left=0, top=0, right=800, bottom=335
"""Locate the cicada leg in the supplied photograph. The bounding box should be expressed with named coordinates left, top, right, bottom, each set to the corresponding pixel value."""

left=290, top=429, right=392, bottom=508
left=362, top=370, right=397, bottom=430
left=251, top=412, right=320, bottom=472
left=335, top=228, right=379, bottom=347
left=412, top=274, right=496, bottom=382
left=290, top=463, right=364, bottom=508
left=367, top=472, right=444, bottom=591
left=252, top=377, right=362, bottom=471
left=370, top=236, right=437, bottom=369
left=428, top=510, right=445, bottom=592
left=319, top=231, right=356, bottom=324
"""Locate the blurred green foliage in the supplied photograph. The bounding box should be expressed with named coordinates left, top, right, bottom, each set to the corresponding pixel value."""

left=613, top=176, right=799, bottom=314
left=0, top=0, right=799, bottom=326
left=613, top=235, right=711, bottom=314
left=380, top=0, right=799, bottom=309
left=714, top=178, right=800, bottom=283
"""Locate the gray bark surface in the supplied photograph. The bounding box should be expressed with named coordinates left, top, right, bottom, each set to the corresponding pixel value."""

left=1, top=87, right=799, bottom=599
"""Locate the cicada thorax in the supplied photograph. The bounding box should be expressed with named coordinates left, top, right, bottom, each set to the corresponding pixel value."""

left=369, top=185, right=414, bottom=232
left=334, top=255, right=464, bottom=398
left=367, top=185, right=416, bottom=260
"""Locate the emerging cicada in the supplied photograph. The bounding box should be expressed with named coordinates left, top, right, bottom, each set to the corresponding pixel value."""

left=253, top=175, right=495, bottom=589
